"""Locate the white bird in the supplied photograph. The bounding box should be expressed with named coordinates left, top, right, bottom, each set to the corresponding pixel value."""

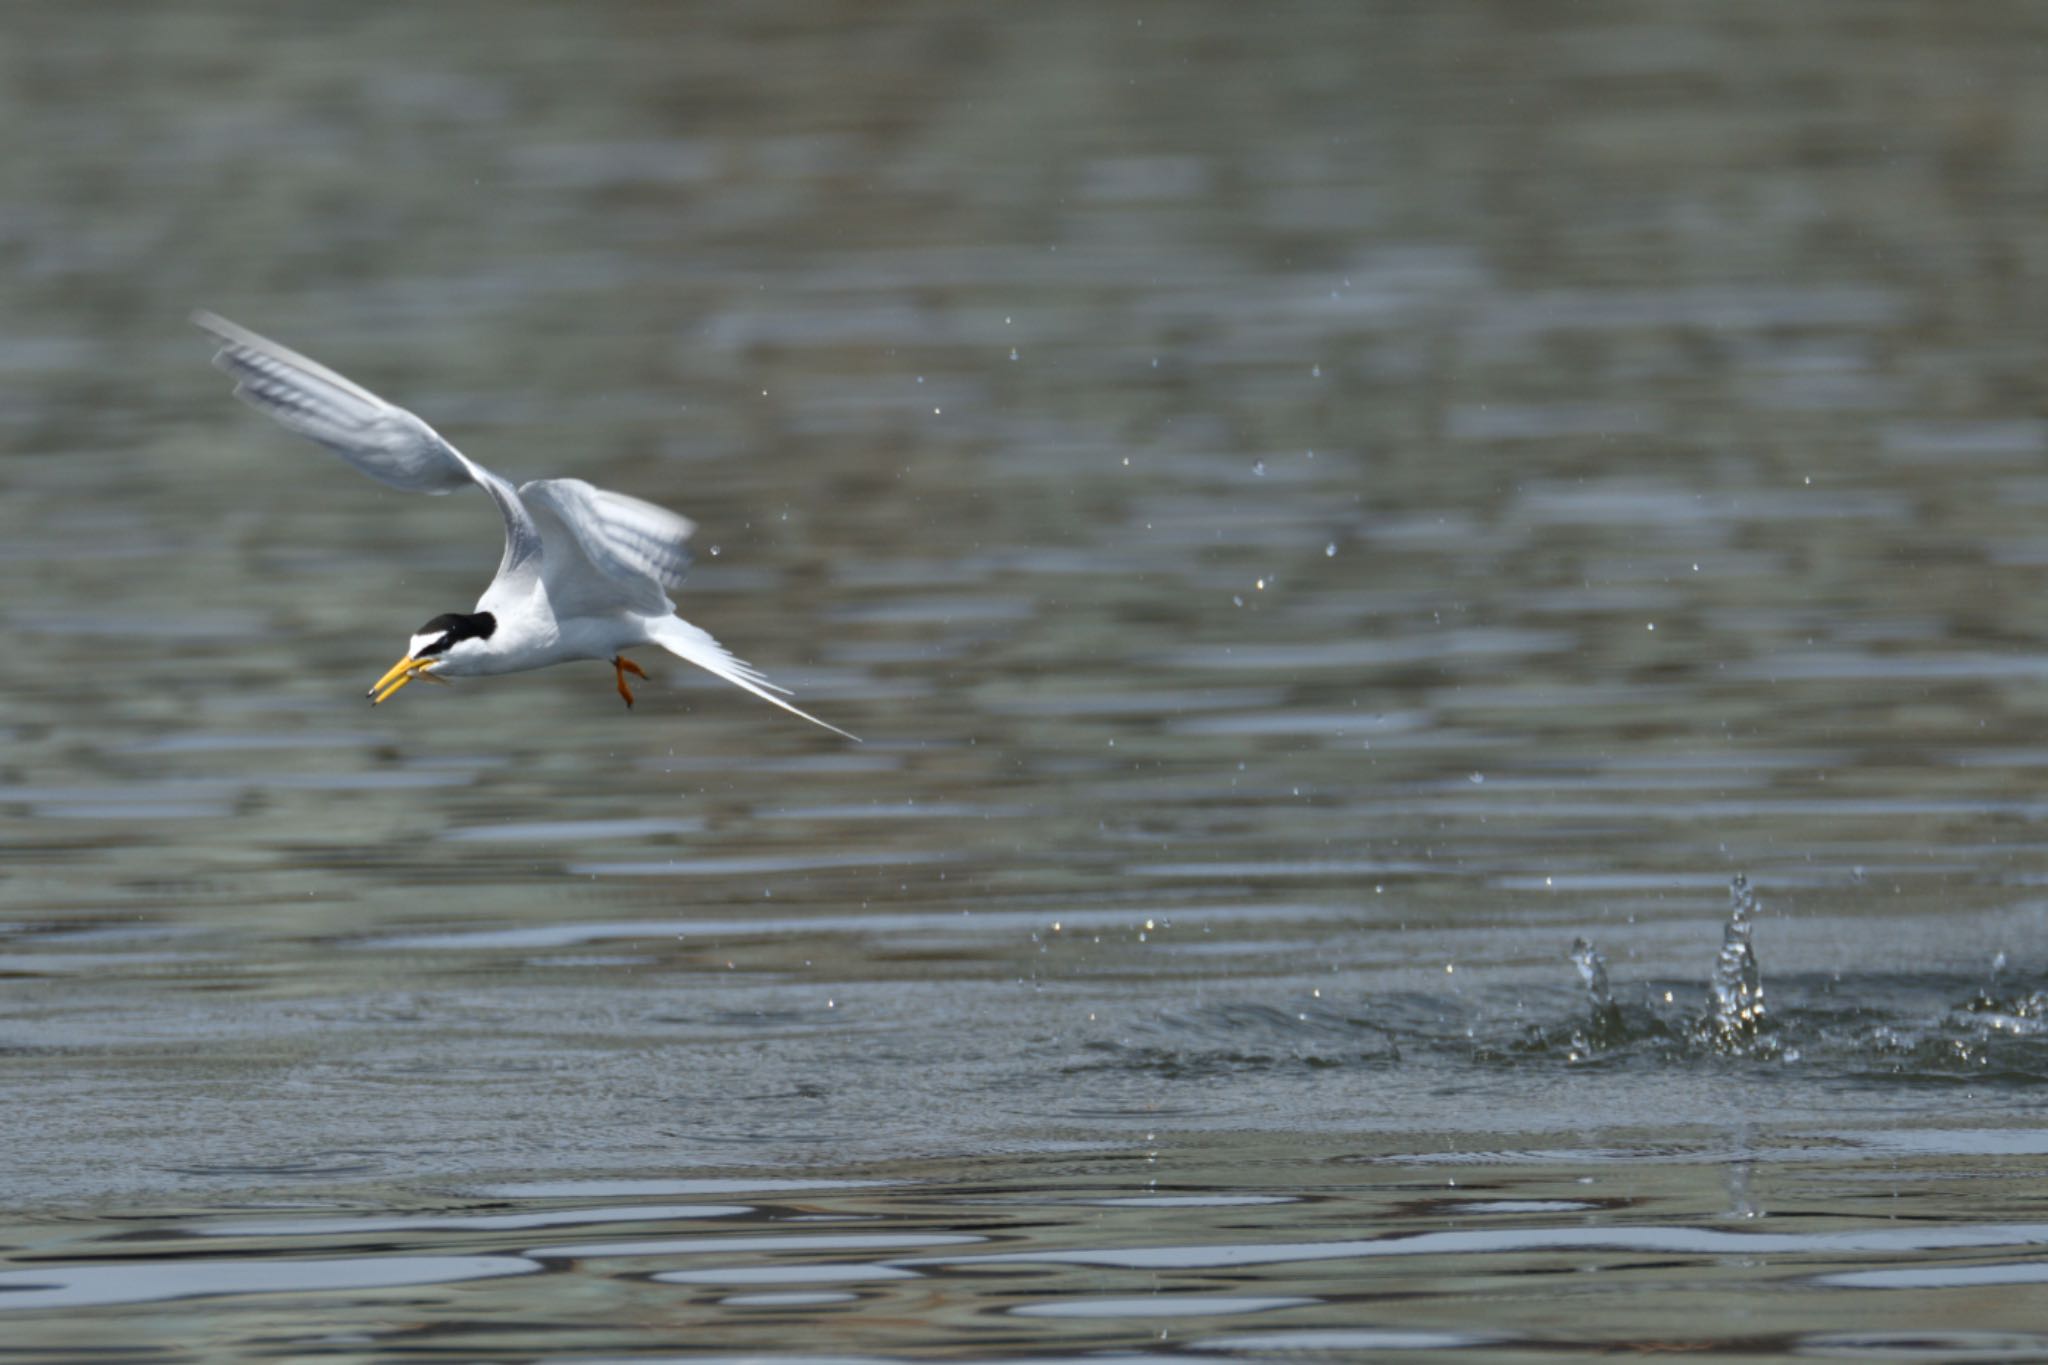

left=193, top=310, right=857, bottom=740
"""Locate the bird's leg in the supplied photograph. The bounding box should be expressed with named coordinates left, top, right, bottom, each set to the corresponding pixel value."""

left=613, top=655, right=648, bottom=708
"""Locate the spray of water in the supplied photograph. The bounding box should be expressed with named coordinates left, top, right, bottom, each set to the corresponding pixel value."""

left=1959, top=950, right=2048, bottom=1035
left=1695, top=874, right=1771, bottom=1054
left=1570, top=937, right=1614, bottom=1014
left=1561, top=937, right=1629, bottom=1059
left=1535, top=875, right=2048, bottom=1076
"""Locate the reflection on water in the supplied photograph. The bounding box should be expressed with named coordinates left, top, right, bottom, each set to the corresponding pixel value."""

left=0, top=1255, right=540, bottom=1313
left=7, top=1137, right=2048, bottom=1356
left=8, top=0, right=2048, bottom=1355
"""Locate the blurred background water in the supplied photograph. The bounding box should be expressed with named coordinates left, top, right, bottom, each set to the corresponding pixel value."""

left=7, top=0, right=2048, bottom=1358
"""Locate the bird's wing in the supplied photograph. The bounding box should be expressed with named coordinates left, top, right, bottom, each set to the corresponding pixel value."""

left=519, top=478, right=694, bottom=615
left=647, top=615, right=860, bottom=741
left=193, top=310, right=542, bottom=584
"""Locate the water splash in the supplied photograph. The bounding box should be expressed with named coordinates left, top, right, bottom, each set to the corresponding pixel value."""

left=1725, top=1160, right=1762, bottom=1220
left=1956, top=951, right=2048, bottom=1037
left=1695, top=874, right=1773, bottom=1055
left=1497, top=880, right=2048, bottom=1078
left=1565, top=937, right=1627, bottom=1060
left=1571, top=937, right=1619, bottom=1019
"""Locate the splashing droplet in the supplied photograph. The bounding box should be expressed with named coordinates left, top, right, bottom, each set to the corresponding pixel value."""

left=1571, top=938, right=1614, bottom=1012
left=1697, top=874, right=1771, bottom=1054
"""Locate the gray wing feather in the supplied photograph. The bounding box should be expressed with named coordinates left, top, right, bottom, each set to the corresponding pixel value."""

left=647, top=615, right=859, bottom=741
left=194, top=310, right=541, bottom=581
left=520, top=478, right=695, bottom=610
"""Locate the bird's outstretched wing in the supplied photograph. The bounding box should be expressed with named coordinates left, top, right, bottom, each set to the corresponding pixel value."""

left=193, top=310, right=541, bottom=583
left=525, top=479, right=854, bottom=737
left=519, top=478, right=695, bottom=615
left=647, top=615, right=860, bottom=741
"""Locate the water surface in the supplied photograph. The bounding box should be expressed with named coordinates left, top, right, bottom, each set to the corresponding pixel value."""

left=6, top=0, right=2048, bottom=1357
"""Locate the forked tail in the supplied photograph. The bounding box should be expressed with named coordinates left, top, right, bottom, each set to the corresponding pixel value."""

left=647, top=616, right=860, bottom=741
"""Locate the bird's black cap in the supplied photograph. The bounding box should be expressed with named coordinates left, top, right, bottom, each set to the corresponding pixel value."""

left=414, top=611, right=496, bottom=656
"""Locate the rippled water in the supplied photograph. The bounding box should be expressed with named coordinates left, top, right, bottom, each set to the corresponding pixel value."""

left=8, top=1, right=2048, bottom=1357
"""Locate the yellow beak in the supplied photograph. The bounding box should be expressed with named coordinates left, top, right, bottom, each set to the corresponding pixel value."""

left=367, top=654, right=444, bottom=705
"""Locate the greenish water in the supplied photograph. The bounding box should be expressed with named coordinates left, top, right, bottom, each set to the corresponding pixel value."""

left=6, top=1, right=2048, bottom=1358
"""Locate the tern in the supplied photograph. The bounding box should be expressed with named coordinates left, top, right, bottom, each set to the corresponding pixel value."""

left=193, top=310, right=856, bottom=740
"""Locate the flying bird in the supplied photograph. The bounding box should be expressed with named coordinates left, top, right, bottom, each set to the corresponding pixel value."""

left=193, top=310, right=856, bottom=740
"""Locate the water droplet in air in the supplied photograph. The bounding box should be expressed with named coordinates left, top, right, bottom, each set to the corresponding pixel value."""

left=1009, top=347, right=1019, bottom=361
left=1571, top=937, right=1616, bottom=1018
left=1253, top=460, right=1266, bottom=476
left=708, top=545, right=721, bottom=556
left=1325, top=542, right=1337, bottom=556
left=1312, top=363, right=1322, bottom=378
left=1698, top=874, right=1768, bottom=1054
left=1232, top=595, right=1244, bottom=607
left=1469, top=772, right=1484, bottom=784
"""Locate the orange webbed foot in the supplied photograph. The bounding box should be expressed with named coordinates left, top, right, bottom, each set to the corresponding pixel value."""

left=613, top=655, right=648, bottom=708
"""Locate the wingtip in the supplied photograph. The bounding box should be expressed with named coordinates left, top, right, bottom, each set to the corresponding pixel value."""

left=818, top=715, right=863, bottom=743
left=190, top=309, right=275, bottom=355
left=191, top=308, right=254, bottom=354
left=776, top=697, right=863, bottom=743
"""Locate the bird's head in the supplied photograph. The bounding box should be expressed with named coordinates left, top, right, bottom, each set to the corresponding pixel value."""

left=367, top=611, right=497, bottom=704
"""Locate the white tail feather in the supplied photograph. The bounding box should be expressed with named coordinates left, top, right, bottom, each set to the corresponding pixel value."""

left=648, top=616, right=859, bottom=741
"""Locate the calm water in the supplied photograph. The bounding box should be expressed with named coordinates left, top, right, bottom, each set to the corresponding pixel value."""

left=7, top=1, right=2048, bottom=1357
